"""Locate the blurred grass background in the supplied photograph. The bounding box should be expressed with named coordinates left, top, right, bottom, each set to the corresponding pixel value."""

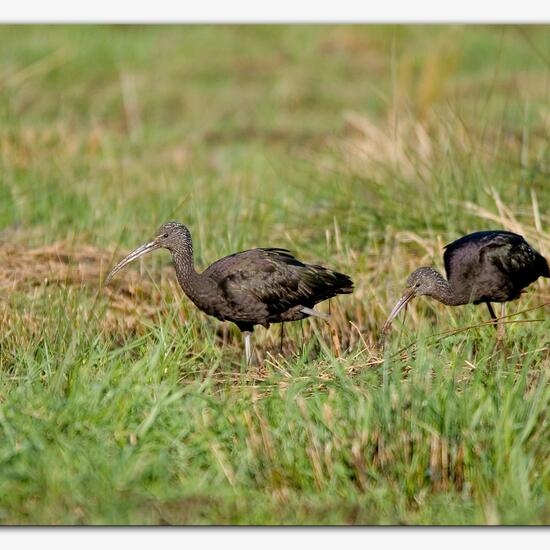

left=0, top=25, right=549, bottom=524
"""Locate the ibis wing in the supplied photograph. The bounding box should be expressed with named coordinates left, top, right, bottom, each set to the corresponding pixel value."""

left=443, top=231, right=548, bottom=299
left=478, top=234, right=549, bottom=287
left=204, top=248, right=352, bottom=318
left=209, top=249, right=311, bottom=313
left=204, top=248, right=294, bottom=279
left=443, top=230, right=523, bottom=280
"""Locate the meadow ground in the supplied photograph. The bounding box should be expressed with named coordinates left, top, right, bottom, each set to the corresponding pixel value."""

left=0, top=25, right=549, bottom=525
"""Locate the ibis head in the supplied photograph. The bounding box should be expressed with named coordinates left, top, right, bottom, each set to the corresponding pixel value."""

left=105, top=221, right=191, bottom=284
left=382, top=267, right=450, bottom=331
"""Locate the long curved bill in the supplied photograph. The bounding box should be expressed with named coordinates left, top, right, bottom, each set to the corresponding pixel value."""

left=382, top=289, right=415, bottom=332
left=105, top=240, right=160, bottom=284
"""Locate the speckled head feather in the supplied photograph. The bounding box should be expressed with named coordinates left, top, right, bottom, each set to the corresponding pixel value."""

left=382, top=266, right=453, bottom=332
left=406, top=267, right=449, bottom=298
left=154, top=221, right=192, bottom=253
left=105, top=221, right=193, bottom=284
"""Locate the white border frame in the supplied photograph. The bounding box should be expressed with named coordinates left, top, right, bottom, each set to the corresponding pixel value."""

left=1, top=0, right=550, bottom=23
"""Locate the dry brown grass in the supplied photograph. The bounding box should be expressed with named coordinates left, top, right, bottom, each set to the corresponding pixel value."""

left=0, top=239, right=187, bottom=335
left=341, top=105, right=550, bottom=182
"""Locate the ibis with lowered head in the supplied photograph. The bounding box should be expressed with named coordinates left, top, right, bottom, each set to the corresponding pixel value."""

left=382, top=230, right=549, bottom=338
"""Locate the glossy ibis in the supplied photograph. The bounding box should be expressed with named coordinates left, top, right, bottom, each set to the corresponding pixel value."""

left=106, top=222, right=354, bottom=363
left=383, top=230, right=549, bottom=338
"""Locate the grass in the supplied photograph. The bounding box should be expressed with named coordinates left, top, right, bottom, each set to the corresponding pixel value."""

left=0, top=24, right=549, bottom=525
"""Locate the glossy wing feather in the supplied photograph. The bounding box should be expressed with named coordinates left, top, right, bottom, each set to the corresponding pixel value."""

left=204, top=248, right=353, bottom=322
left=443, top=230, right=522, bottom=280
left=443, top=230, right=549, bottom=302
left=479, top=235, right=549, bottom=285
left=205, top=248, right=294, bottom=277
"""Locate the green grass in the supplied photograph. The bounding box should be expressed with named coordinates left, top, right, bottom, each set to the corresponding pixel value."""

left=0, top=24, right=549, bottom=525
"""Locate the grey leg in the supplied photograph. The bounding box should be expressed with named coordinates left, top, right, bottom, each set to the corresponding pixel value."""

left=486, top=302, right=497, bottom=326
left=497, top=303, right=506, bottom=342
left=243, top=331, right=253, bottom=365
left=280, top=322, right=284, bottom=354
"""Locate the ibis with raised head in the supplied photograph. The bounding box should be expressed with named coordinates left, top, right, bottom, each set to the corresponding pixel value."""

left=106, top=222, right=354, bottom=363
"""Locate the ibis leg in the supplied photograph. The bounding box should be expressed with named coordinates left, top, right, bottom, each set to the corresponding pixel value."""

left=486, top=303, right=498, bottom=326
left=497, top=303, right=506, bottom=342
left=280, top=322, right=285, bottom=354
left=243, top=331, right=253, bottom=365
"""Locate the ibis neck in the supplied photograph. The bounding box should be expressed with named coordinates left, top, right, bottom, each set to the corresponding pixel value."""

left=425, top=271, right=463, bottom=306
left=171, top=239, right=201, bottom=295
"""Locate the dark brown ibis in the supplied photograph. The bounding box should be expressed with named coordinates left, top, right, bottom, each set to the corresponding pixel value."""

left=383, top=230, right=549, bottom=338
left=106, top=221, right=354, bottom=363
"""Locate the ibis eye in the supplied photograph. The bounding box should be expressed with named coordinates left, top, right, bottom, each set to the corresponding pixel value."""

left=163, top=233, right=169, bottom=238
